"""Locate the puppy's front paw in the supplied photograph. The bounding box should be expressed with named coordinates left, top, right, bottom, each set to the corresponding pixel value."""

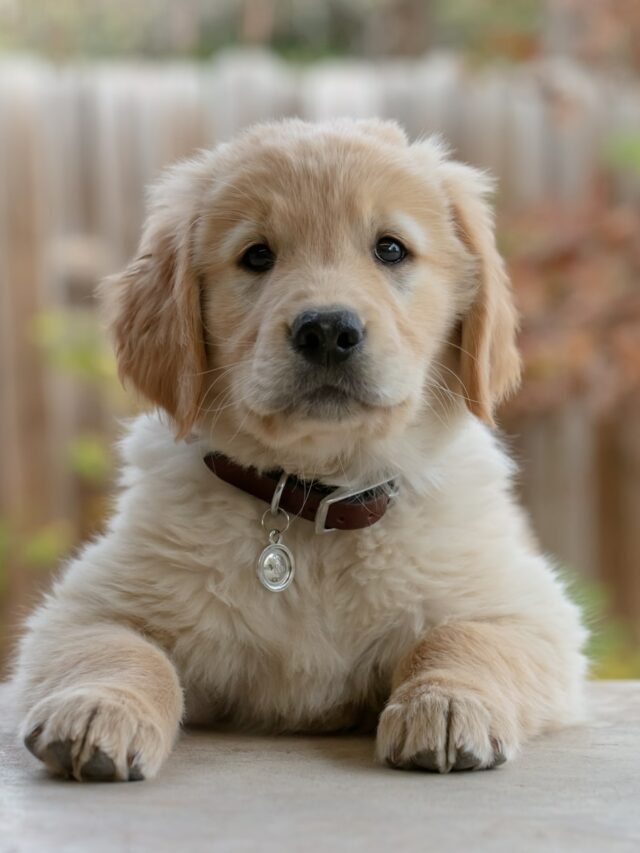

left=21, top=686, right=170, bottom=782
left=376, top=680, right=517, bottom=773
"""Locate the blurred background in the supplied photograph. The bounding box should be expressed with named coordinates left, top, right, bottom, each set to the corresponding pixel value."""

left=0, top=0, right=639, bottom=677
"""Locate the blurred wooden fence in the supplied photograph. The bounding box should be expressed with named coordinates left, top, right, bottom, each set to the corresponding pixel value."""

left=1, top=50, right=640, bottom=648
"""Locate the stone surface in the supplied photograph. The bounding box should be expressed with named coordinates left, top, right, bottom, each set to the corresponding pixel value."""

left=1, top=682, right=639, bottom=852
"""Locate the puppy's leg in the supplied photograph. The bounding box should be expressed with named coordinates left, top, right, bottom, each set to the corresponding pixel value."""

left=17, top=621, right=183, bottom=782
left=376, top=619, right=585, bottom=773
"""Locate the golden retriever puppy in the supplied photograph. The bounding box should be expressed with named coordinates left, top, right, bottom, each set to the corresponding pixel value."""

left=14, top=118, right=587, bottom=782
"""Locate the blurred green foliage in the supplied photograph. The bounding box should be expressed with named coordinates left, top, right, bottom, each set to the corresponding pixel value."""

left=66, top=434, right=112, bottom=486
left=435, top=0, right=539, bottom=61
left=590, top=620, right=640, bottom=679
left=0, top=520, right=10, bottom=596
left=19, top=521, right=74, bottom=571
left=30, top=307, right=122, bottom=496
left=30, top=310, right=116, bottom=385
left=604, top=132, right=640, bottom=177
left=570, top=575, right=640, bottom=679
left=0, top=305, right=121, bottom=673
left=3, top=0, right=638, bottom=73
left=0, top=0, right=542, bottom=62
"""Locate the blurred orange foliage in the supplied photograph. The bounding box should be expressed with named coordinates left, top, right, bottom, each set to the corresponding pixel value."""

left=504, top=201, right=640, bottom=416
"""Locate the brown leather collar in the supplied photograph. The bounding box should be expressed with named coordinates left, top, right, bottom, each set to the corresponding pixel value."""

left=203, top=452, right=396, bottom=532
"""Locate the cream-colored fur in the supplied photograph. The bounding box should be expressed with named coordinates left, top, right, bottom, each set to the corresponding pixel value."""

left=13, top=119, right=587, bottom=781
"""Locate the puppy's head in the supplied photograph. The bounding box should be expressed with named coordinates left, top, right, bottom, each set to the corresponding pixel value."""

left=102, top=119, right=520, bottom=467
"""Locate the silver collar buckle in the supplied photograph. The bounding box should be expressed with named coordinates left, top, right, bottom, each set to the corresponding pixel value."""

left=314, top=476, right=399, bottom=535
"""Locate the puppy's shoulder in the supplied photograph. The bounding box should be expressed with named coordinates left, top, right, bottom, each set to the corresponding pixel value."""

left=116, top=412, right=210, bottom=492
left=449, top=415, right=517, bottom=484
left=398, top=412, right=516, bottom=499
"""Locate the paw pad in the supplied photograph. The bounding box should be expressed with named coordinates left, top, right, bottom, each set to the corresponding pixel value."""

left=80, top=748, right=117, bottom=782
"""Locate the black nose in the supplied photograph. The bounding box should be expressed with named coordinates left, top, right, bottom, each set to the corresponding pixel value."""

left=291, top=308, right=365, bottom=367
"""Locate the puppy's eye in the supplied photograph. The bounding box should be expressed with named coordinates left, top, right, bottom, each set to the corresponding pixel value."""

left=374, top=236, right=407, bottom=265
left=240, top=243, right=275, bottom=273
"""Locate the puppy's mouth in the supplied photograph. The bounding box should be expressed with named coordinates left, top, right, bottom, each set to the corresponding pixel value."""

left=236, top=367, right=418, bottom=449
left=297, top=384, right=362, bottom=419
left=305, top=384, right=354, bottom=405
left=239, top=361, right=414, bottom=427
left=254, top=374, right=379, bottom=422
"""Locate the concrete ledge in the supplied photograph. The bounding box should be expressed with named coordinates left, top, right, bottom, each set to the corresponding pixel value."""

left=1, top=682, right=639, bottom=852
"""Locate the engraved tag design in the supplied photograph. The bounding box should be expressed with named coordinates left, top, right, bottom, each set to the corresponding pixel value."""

left=256, top=538, right=295, bottom=592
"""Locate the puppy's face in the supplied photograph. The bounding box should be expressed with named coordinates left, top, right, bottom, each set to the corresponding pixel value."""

left=104, top=120, right=520, bottom=469
left=197, top=127, right=467, bottom=453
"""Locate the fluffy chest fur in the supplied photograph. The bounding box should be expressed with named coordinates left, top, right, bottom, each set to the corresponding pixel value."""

left=59, top=412, right=543, bottom=732
left=106, top=423, right=435, bottom=728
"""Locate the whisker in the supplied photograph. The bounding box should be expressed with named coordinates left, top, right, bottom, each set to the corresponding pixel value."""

left=188, top=358, right=252, bottom=379
left=446, top=339, right=481, bottom=366
left=430, top=358, right=483, bottom=407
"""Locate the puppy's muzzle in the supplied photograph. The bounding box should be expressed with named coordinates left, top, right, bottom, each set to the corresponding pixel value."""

left=290, top=307, right=365, bottom=369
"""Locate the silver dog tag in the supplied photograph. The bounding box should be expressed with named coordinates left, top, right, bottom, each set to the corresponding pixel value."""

left=257, top=480, right=295, bottom=592
left=257, top=532, right=295, bottom=592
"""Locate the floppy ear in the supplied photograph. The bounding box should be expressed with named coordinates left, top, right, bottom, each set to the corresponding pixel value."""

left=100, top=163, right=207, bottom=438
left=442, top=161, right=521, bottom=424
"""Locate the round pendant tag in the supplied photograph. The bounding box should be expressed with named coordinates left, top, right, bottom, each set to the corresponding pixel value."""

left=257, top=542, right=295, bottom=592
